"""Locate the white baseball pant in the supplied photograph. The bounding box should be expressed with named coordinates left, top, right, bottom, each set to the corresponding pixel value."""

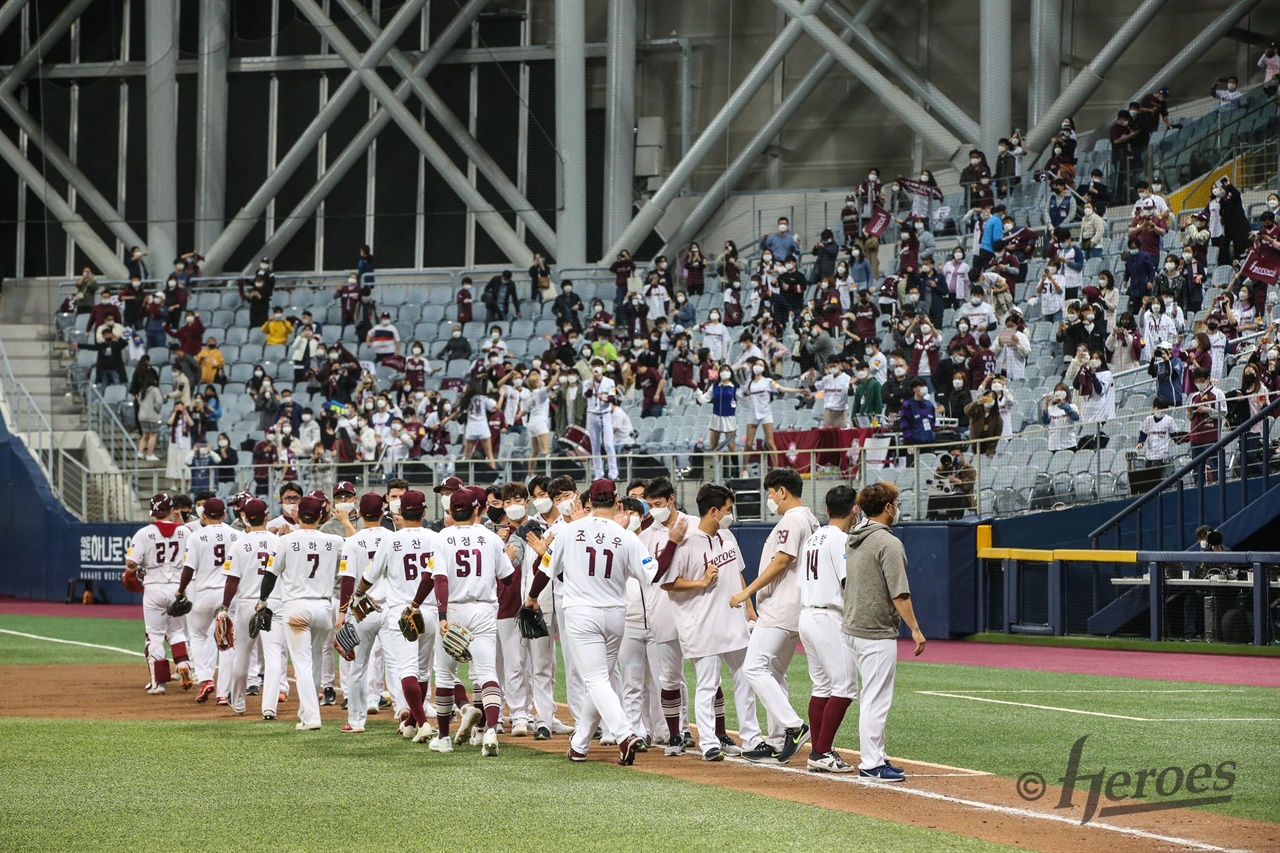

left=554, top=591, right=587, bottom=727
left=690, top=647, right=760, bottom=755
left=434, top=602, right=498, bottom=689
left=187, top=588, right=224, bottom=685
left=853, top=637, right=898, bottom=771
left=799, top=609, right=857, bottom=698
left=585, top=411, right=618, bottom=479
left=344, top=610, right=386, bottom=728
left=142, top=582, right=187, bottom=663
left=497, top=616, right=530, bottom=728
left=376, top=607, right=431, bottom=718
left=228, top=599, right=286, bottom=716
left=563, top=605, right=631, bottom=756
left=743, top=624, right=802, bottom=747
left=619, top=622, right=685, bottom=739
left=527, top=624, right=558, bottom=730
left=282, top=598, right=334, bottom=728
left=247, top=638, right=263, bottom=689
left=320, top=598, right=338, bottom=693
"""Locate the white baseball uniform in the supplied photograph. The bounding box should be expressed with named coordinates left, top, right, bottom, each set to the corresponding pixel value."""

left=339, top=526, right=393, bottom=728
left=584, top=376, right=619, bottom=479
left=128, top=521, right=191, bottom=684
left=544, top=515, right=658, bottom=756
left=797, top=525, right=857, bottom=699
left=632, top=513, right=698, bottom=739
left=265, top=528, right=344, bottom=728
left=547, top=515, right=588, bottom=732
left=521, top=518, right=560, bottom=732
left=183, top=523, right=240, bottom=690
left=745, top=505, right=818, bottom=747
left=224, top=529, right=283, bottom=716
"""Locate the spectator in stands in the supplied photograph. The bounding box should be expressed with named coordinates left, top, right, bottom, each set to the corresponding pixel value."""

left=993, top=140, right=1016, bottom=196
left=261, top=306, right=293, bottom=348
left=1260, top=42, right=1280, bottom=95
left=124, top=245, right=148, bottom=281
left=1188, top=367, right=1226, bottom=483
left=1033, top=261, right=1065, bottom=323
left=760, top=216, right=800, bottom=262
left=1129, top=199, right=1167, bottom=259
left=968, top=203, right=1003, bottom=283
left=810, top=360, right=852, bottom=428
left=937, top=366, right=970, bottom=436
left=919, top=256, right=946, bottom=330
left=941, top=247, right=969, bottom=309
left=957, top=285, right=997, bottom=332
left=437, top=324, right=471, bottom=364
left=162, top=277, right=186, bottom=332
left=1123, top=238, right=1156, bottom=314
left=1211, top=75, right=1243, bottom=108
left=197, top=336, right=225, bottom=387
left=168, top=342, right=199, bottom=393
left=201, top=386, right=222, bottom=428
left=608, top=249, right=636, bottom=315
left=87, top=289, right=123, bottom=338
left=1067, top=348, right=1115, bottom=425
left=166, top=400, right=194, bottom=479
left=72, top=267, right=99, bottom=313
left=1136, top=396, right=1177, bottom=470
left=698, top=365, right=740, bottom=458
left=169, top=309, right=204, bottom=357
left=1107, top=312, right=1142, bottom=373
left=738, top=359, right=806, bottom=467
left=134, top=374, right=162, bottom=461
left=1079, top=201, right=1106, bottom=260
left=1040, top=383, right=1080, bottom=452
left=357, top=243, right=375, bottom=284
left=850, top=361, right=882, bottom=417
left=1206, top=177, right=1249, bottom=261
left=1093, top=270, right=1120, bottom=325
left=79, top=325, right=128, bottom=387
left=140, top=292, right=169, bottom=348
left=334, top=272, right=361, bottom=337
left=959, top=148, right=988, bottom=206
left=529, top=251, right=552, bottom=304
left=683, top=243, right=708, bottom=295
left=965, top=386, right=1001, bottom=458
left=214, top=433, right=237, bottom=484
left=1140, top=297, right=1177, bottom=362
left=642, top=273, right=670, bottom=325
left=1148, top=340, right=1181, bottom=405
left=552, top=371, right=586, bottom=431
left=552, top=280, right=584, bottom=331
left=1109, top=110, right=1139, bottom=201
left=810, top=229, right=839, bottom=285
left=365, top=311, right=401, bottom=363
left=881, top=355, right=910, bottom=420
left=1081, top=169, right=1110, bottom=218
left=898, top=378, right=936, bottom=454
left=1046, top=180, right=1076, bottom=229
left=1058, top=302, right=1107, bottom=359
left=994, top=317, right=1030, bottom=380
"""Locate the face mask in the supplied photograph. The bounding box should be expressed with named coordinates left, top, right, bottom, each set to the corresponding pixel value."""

left=837, top=266, right=847, bottom=274
left=562, top=285, right=573, bottom=294
left=1213, top=187, right=1224, bottom=198
left=658, top=262, right=668, bottom=270
left=709, top=313, right=721, bottom=322
left=1053, top=147, right=1062, bottom=155
left=301, top=414, right=312, bottom=423
left=719, top=371, right=732, bottom=381
left=254, top=370, right=263, bottom=378
left=894, top=366, right=907, bottom=378
left=1227, top=83, right=1237, bottom=92
left=1196, top=381, right=1209, bottom=391
left=1090, top=359, right=1102, bottom=369
left=556, top=499, right=575, bottom=517
left=954, top=252, right=964, bottom=261
left=971, top=297, right=982, bottom=306
left=1129, top=248, right=1139, bottom=255
left=1053, top=391, right=1067, bottom=402
left=920, top=325, right=931, bottom=335
left=505, top=504, right=528, bottom=522
left=856, top=370, right=869, bottom=380
left=363, top=402, right=374, bottom=412
left=282, top=397, right=292, bottom=405
left=981, top=178, right=990, bottom=185
left=218, top=439, right=229, bottom=448
left=970, top=158, right=980, bottom=166
left=1084, top=207, right=1093, bottom=216
left=1183, top=253, right=1194, bottom=261
left=717, top=510, right=733, bottom=529
left=778, top=223, right=788, bottom=233
left=748, top=364, right=765, bottom=377
left=914, top=222, right=925, bottom=232
left=952, top=378, right=964, bottom=390
left=762, top=254, right=772, bottom=264
left=983, top=401, right=994, bottom=410
left=486, top=506, right=505, bottom=524
left=992, top=383, right=1004, bottom=393
left=909, top=294, right=920, bottom=304
left=376, top=400, right=387, bottom=410
left=851, top=249, right=861, bottom=258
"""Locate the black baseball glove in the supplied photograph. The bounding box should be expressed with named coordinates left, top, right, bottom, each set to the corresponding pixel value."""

left=248, top=605, right=273, bottom=638
left=517, top=605, right=549, bottom=640
left=167, top=594, right=193, bottom=617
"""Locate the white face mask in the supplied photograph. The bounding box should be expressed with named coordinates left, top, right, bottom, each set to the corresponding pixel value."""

left=719, top=371, right=732, bottom=381
left=752, top=364, right=765, bottom=376
left=301, top=414, right=312, bottom=422
left=626, top=515, right=641, bottom=533
left=971, top=297, right=982, bottom=306
left=532, top=496, right=553, bottom=516
left=954, top=252, right=964, bottom=260
left=894, top=366, right=907, bottom=378
left=856, top=370, right=869, bottom=380
left=1053, top=391, right=1067, bottom=402
left=649, top=505, right=671, bottom=524
left=388, top=498, right=401, bottom=515
left=952, top=378, right=964, bottom=390
left=766, top=496, right=779, bottom=515
left=1090, top=358, right=1102, bottom=369
left=778, top=223, right=789, bottom=233
left=506, top=505, right=527, bottom=522
left=717, top=510, right=733, bottom=529
left=334, top=501, right=355, bottom=515
left=556, top=499, right=576, bottom=517
left=991, top=383, right=1004, bottom=393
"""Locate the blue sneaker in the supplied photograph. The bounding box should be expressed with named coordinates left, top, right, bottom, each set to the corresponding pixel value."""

left=859, top=763, right=906, bottom=782
left=702, top=747, right=724, bottom=762
left=885, top=759, right=905, bottom=774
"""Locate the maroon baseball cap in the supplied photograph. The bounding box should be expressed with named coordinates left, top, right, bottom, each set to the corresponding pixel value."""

left=589, top=478, right=617, bottom=502
left=433, top=475, right=466, bottom=494
left=202, top=497, right=226, bottom=517
left=243, top=498, right=268, bottom=523
left=450, top=487, right=485, bottom=513
left=306, top=488, right=328, bottom=503
left=333, top=480, right=357, bottom=497
left=358, top=493, right=384, bottom=519
left=150, top=493, right=172, bottom=519
left=298, top=495, right=325, bottom=519
left=228, top=490, right=253, bottom=509
left=400, top=490, right=426, bottom=513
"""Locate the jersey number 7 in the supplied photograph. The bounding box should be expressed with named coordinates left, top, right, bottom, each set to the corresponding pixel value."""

left=306, top=553, right=320, bottom=578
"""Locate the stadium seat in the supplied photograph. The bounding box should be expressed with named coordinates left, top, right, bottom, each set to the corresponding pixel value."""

left=225, top=327, right=248, bottom=346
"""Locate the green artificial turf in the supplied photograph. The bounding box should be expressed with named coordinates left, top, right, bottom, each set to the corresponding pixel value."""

left=964, top=631, right=1280, bottom=657
left=0, top=717, right=1016, bottom=853
left=0, top=614, right=145, bottom=664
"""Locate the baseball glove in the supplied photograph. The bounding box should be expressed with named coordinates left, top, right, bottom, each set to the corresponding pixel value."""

left=122, top=568, right=144, bottom=594
left=248, top=605, right=273, bottom=638
left=398, top=606, right=425, bottom=642
left=442, top=623, right=474, bottom=662
left=348, top=592, right=381, bottom=622
left=333, top=622, right=359, bottom=661
left=213, top=607, right=234, bottom=651
left=517, top=605, right=549, bottom=640
left=167, top=593, right=193, bottom=617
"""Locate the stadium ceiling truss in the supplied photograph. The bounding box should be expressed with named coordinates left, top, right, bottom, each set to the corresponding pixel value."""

left=0, top=0, right=1266, bottom=278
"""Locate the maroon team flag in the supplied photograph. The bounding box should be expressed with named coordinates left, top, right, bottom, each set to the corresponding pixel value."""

left=862, top=205, right=892, bottom=239
left=1241, top=248, right=1280, bottom=286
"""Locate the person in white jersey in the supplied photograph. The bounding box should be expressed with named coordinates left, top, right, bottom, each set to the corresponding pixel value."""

left=813, top=362, right=853, bottom=428
left=175, top=498, right=238, bottom=705
left=335, top=493, right=395, bottom=734
left=731, top=466, right=817, bottom=764
left=255, top=495, right=344, bottom=731
left=125, top=493, right=193, bottom=694
left=584, top=359, right=619, bottom=480
left=527, top=478, right=661, bottom=766
left=220, top=499, right=284, bottom=719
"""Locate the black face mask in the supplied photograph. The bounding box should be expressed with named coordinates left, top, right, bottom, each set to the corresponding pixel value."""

left=486, top=506, right=505, bottom=524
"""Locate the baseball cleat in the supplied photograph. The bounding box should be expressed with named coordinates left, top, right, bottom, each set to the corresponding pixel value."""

left=776, top=724, right=810, bottom=764
left=534, top=726, right=552, bottom=741
left=807, top=752, right=856, bottom=773
left=428, top=736, right=454, bottom=753
left=340, top=723, right=365, bottom=734
left=145, top=683, right=166, bottom=695
left=617, top=734, right=642, bottom=766
left=599, top=734, right=617, bottom=746
left=858, top=763, right=906, bottom=782
left=495, top=721, right=505, bottom=734
left=196, top=681, right=215, bottom=703
left=702, top=747, right=724, bottom=762
left=718, top=735, right=743, bottom=757
left=412, top=726, right=435, bottom=744
left=262, top=710, right=276, bottom=720
left=341, top=698, right=349, bottom=710
left=177, top=662, right=194, bottom=690
left=551, top=719, right=574, bottom=735
left=379, top=693, right=392, bottom=708
left=367, top=702, right=380, bottom=715
left=321, top=687, right=337, bottom=706
left=215, top=696, right=229, bottom=706
left=682, top=730, right=696, bottom=749
left=664, top=735, right=685, bottom=757
left=246, top=685, right=260, bottom=696
left=295, top=721, right=322, bottom=731
left=454, top=704, right=482, bottom=745
left=481, top=728, right=500, bottom=757
left=566, top=748, right=588, bottom=762
left=400, top=722, right=419, bottom=740
left=469, top=728, right=484, bottom=747
left=741, top=742, right=780, bottom=764
left=511, top=722, right=529, bottom=737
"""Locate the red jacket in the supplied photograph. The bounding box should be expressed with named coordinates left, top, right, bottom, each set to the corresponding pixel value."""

left=170, top=319, right=206, bottom=356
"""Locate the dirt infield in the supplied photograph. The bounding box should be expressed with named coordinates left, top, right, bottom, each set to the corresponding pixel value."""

left=2, top=663, right=1274, bottom=853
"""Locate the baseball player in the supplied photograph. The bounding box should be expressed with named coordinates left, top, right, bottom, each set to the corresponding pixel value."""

left=796, top=485, right=860, bottom=773
left=336, top=493, right=395, bottom=733
left=732, top=467, right=817, bottom=764
left=266, top=482, right=303, bottom=535
left=125, top=493, right=193, bottom=694
left=187, top=491, right=216, bottom=532
left=226, top=491, right=269, bottom=698
left=354, top=490, right=443, bottom=742
left=583, top=359, right=619, bottom=480
left=527, top=478, right=659, bottom=765
left=221, top=499, right=285, bottom=719
left=420, top=486, right=513, bottom=755
left=518, top=476, right=573, bottom=740
left=544, top=476, right=594, bottom=738
left=663, top=483, right=760, bottom=761
left=495, top=482, right=532, bottom=737
left=636, top=477, right=695, bottom=754
left=175, top=498, right=238, bottom=704
left=846, top=482, right=926, bottom=781
left=256, top=495, right=344, bottom=730
left=305, top=486, right=345, bottom=708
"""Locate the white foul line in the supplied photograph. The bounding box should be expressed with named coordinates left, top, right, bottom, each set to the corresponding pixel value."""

left=940, top=689, right=1246, bottom=694
left=729, top=758, right=1246, bottom=853
left=0, top=628, right=143, bottom=657
left=918, top=691, right=1280, bottom=723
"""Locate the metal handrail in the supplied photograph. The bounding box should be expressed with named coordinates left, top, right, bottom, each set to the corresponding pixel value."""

left=1088, top=392, right=1280, bottom=545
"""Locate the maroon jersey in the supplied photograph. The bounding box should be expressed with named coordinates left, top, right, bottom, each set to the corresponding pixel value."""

left=336, top=284, right=361, bottom=319
left=497, top=547, right=523, bottom=619
left=968, top=348, right=997, bottom=385
left=404, top=356, right=429, bottom=390
left=852, top=301, right=878, bottom=338
left=456, top=288, right=473, bottom=324
left=637, top=366, right=666, bottom=408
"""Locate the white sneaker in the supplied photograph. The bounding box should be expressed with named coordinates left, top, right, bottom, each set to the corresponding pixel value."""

left=145, top=454, right=159, bottom=461
left=469, top=728, right=484, bottom=747
left=551, top=719, right=574, bottom=735
left=412, top=725, right=435, bottom=744
left=807, top=752, right=856, bottom=773
left=511, top=721, right=529, bottom=737
left=429, top=736, right=454, bottom=753
left=399, top=721, right=418, bottom=740
left=295, top=721, right=321, bottom=731
left=137, top=452, right=145, bottom=459
left=146, top=683, right=165, bottom=695
left=600, top=735, right=617, bottom=746
left=455, top=704, right=482, bottom=744
left=481, top=727, right=499, bottom=757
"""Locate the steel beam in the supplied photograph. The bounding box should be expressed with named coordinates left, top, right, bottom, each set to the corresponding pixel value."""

left=0, top=131, right=126, bottom=276
left=291, top=0, right=528, bottom=264
left=1129, top=0, right=1265, bottom=106
left=201, top=0, right=430, bottom=273
left=555, top=0, right=587, bottom=264
left=1025, top=0, right=1168, bottom=155
left=772, top=0, right=967, bottom=170
left=605, top=1, right=822, bottom=260
left=0, top=0, right=30, bottom=42
left=980, top=0, right=1012, bottom=157
left=1028, top=0, right=1062, bottom=129
left=145, top=0, right=178, bottom=266
left=333, top=0, right=558, bottom=255
left=820, top=0, right=980, bottom=143
left=195, top=0, right=230, bottom=251
left=0, top=0, right=85, bottom=98
left=603, top=0, right=637, bottom=250
left=660, top=3, right=881, bottom=257
left=254, top=0, right=493, bottom=271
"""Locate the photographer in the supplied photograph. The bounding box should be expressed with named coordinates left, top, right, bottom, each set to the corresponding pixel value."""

left=609, top=249, right=636, bottom=315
